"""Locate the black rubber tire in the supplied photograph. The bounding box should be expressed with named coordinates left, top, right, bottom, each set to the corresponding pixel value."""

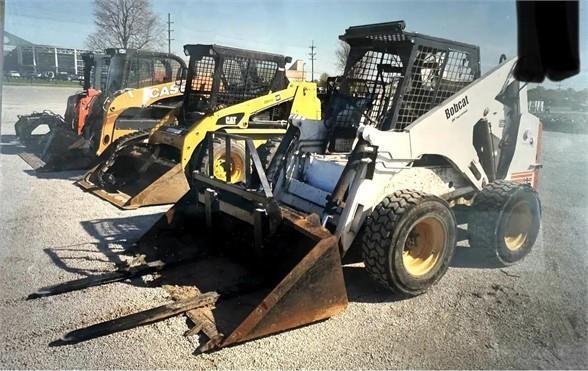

left=468, top=180, right=541, bottom=265
left=199, top=138, right=247, bottom=183
left=360, top=190, right=457, bottom=296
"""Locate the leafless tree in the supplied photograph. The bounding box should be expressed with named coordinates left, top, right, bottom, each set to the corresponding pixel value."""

left=335, top=41, right=350, bottom=73
left=318, top=72, right=330, bottom=88
left=86, top=0, right=164, bottom=51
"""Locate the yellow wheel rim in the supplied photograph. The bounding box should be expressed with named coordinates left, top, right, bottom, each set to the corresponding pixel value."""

left=504, top=201, right=532, bottom=251
left=212, top=153, right=244, bottom=183
left=402, top=217, right=445, bottom=277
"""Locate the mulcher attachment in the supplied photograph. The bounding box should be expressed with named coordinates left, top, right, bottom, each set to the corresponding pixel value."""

left=14, top=111, right=62, bottom=145
left=34, top=194, right=348, bottom=352
left=14, top=112, right=98, bottom=171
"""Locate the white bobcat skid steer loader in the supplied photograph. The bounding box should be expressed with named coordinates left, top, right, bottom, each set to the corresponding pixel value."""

left=35, top=21, right=541, bottom=353
left=168, top=20, right=541, bottom=347
left=187, top=21, right=542, bottom=309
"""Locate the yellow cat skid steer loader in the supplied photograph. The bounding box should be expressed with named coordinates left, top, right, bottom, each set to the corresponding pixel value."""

left=14, top=48, right=186, bottom=171
left=76, top=44, right=321, bottom=209
left=32, top=22, right=541, bottom=354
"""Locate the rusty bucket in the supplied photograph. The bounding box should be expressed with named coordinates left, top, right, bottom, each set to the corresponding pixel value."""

left=76, top=143, right=189, bottom=209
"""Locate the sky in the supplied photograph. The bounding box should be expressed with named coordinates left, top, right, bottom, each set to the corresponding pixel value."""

left=5, top=0, right=587, bottom=89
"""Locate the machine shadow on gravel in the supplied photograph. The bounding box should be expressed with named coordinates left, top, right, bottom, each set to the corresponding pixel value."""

left=33, top=212, right=411, bottom=304
left=0, top=134, right=37, bottom=159
left=36, top=205, right=529, bottom=350
left=43, top=241, right=130, bottom=278
left=38, top=214, right=160, bottom=281
left=43, top=212, right=500, bottom=304
left=451, top=245, right=505, bottom=269
left=22, top=169, right=86, bottom=180
left=342, top=265, right=410, bottom=303
left=448, top=208, right=505, bottom=269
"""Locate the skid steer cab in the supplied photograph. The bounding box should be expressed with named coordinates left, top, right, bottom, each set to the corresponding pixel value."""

left=77, top=44, right=322, bottom=209
left=14, top=48, right=186, bottom=172
left=34, top=21, right=542, bottom=354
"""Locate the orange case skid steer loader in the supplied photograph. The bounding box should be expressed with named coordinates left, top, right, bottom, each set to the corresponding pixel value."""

left=14, top=48, right=186, bottom=171
left=76, top=44, right=321, bottom=209
left=14, top=52, right=108, bottom=169
left=31, top=21, right=542, bottom=354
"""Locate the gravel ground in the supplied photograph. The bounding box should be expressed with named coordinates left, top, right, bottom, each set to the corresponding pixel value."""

left=0, top=85, right=586, bottom=369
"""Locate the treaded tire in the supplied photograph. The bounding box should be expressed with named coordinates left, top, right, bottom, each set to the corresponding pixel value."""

left=468, top=180, right=541, bottom=265
left=361, top=190, right=457, bottom=296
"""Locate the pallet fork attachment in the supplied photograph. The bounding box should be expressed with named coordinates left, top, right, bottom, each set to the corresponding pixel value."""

left=50, top=292, right=220, bottom=347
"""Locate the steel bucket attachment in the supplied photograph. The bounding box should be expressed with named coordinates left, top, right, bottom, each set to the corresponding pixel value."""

left=76, top=142, right=189, bottom=209
left=143, top=198, right=348, bottom=351
left=216, top=213, right=347, bottom=350
left=34, top=194, right=347, bottom=353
